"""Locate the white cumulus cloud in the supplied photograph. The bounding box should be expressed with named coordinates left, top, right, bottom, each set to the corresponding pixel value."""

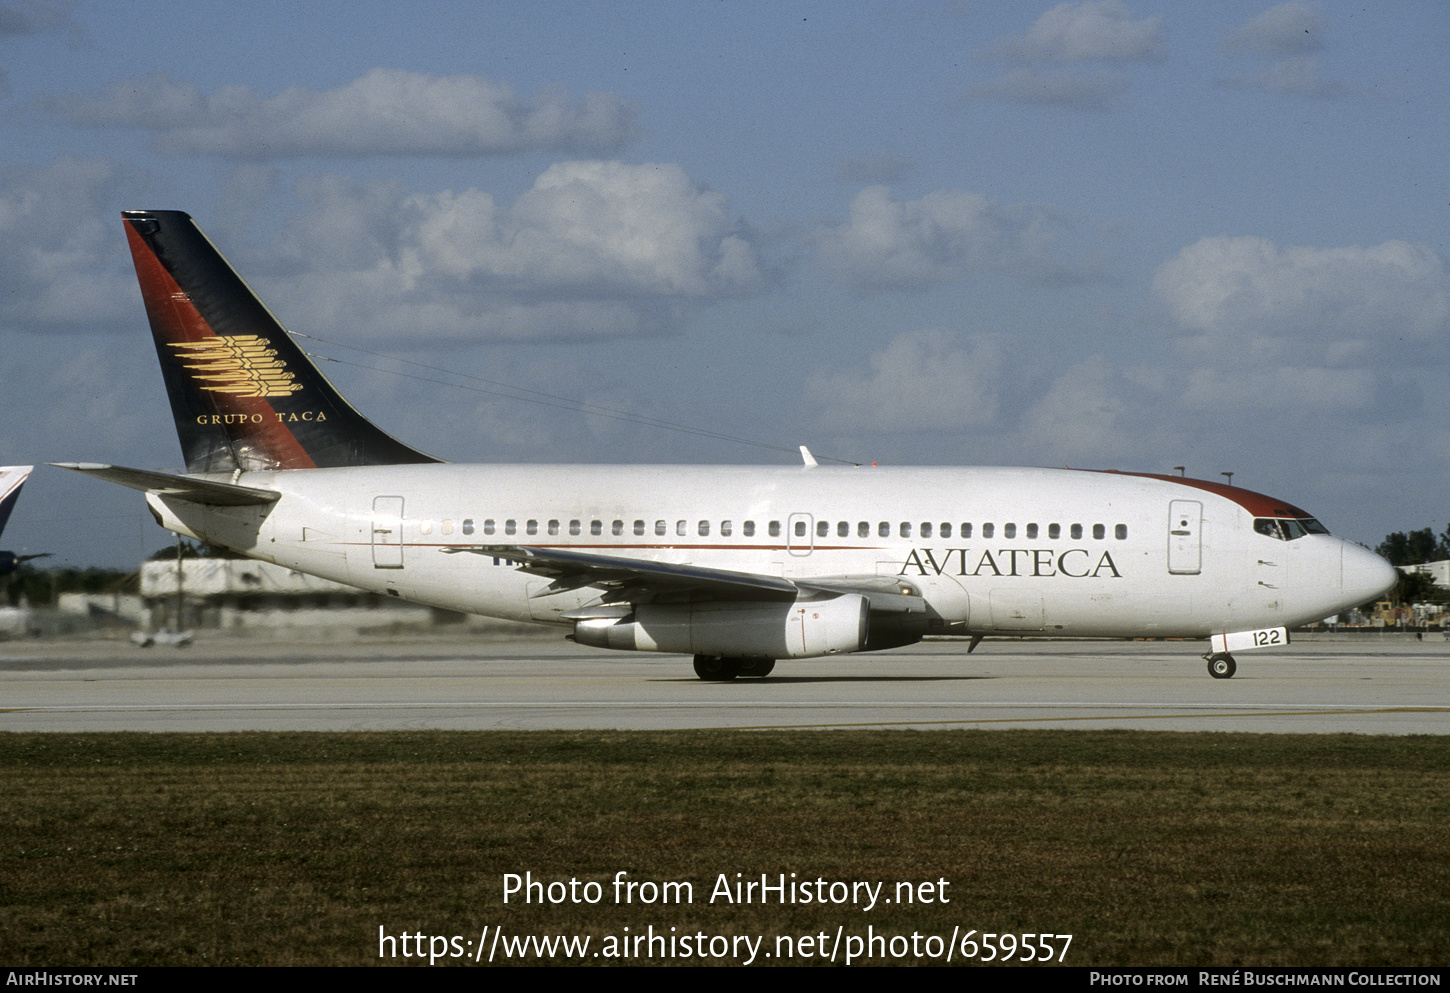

left=816, top=185, right=1081, bottom=291
left=1224, top=2, right=1326, bottom=57
left=1153, top=235, right=1448, bottom=353
left=35, top=69, right=640, bottom=158
left=985, top=1, right=1164, bottom=63
left=805, top=329, right=1003, bottom=432
left=258, top=162, right=766, bottom=343
left=0, top=158, right=137, bottom=331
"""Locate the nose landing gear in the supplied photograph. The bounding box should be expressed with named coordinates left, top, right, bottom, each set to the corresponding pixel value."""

left=1205, top=652, right=1237, bottom=679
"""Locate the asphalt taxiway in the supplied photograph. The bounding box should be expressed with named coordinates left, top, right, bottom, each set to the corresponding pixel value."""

left=2, top=632, right=1446, bottom=733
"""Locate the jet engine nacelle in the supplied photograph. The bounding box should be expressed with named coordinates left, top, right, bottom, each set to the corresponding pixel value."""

left=573, top=594, right=870, bottom=660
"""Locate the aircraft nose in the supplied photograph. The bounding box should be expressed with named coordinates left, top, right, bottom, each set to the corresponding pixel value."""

left=1341, top=541, right=1398, bottom=604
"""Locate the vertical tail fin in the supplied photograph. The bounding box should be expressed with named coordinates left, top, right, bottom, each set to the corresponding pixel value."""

left=122, top=210, right=440, bottom=473
left=0, top=465, right=36, bottom=575
left=0, top=466, right=34, bottom=537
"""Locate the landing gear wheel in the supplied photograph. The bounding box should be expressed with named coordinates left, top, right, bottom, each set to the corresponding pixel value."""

left=1206, top=653, right=1236, bottom=679
left=693, top=655, right=740, bottom=681
left=735, top=658, right=776, bottom=678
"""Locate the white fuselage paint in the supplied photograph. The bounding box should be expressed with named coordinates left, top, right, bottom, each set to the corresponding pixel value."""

left=145, top=463, right=1395, bottom=647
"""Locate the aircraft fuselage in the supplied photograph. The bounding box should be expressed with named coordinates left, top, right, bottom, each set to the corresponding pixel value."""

left=147, top=462, right=1392, bottom=644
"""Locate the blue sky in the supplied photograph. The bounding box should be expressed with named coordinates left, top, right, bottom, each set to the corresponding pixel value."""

left=1, top=1, right=1446, bottom=569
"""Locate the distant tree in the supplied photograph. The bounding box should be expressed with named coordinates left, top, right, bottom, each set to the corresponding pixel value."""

left=145, top=539, right=244, bottom=561
left=1390, top=570, right=1449, bottom=607
left=1, top=564, right=135, bottom=607
left=1375, top=528, right=1445, bottom=566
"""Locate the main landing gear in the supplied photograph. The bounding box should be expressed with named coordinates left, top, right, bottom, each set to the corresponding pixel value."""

left=1204, top=652, right=1237, bottom=679
left=692, top=655, right=776, bottom=681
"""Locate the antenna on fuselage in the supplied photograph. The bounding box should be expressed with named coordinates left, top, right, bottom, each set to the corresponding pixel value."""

left=799, top=446, right=819, bottom=468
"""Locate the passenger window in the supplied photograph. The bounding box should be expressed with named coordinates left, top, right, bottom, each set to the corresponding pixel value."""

left=921, top=522, right=933, bottom=538
left=837, top=521, right=849, bottom=538
left=858, top=522, right=870, bottom=538
left=769, top=521, right=781, bottom=537
left=677, top=520, right=688, bottom=537
left=1116, top=524, right=1127, bottom=540
left=1070, top=524, right=1082, bottom=540
left=634, top=520, right=645, bottom=536
left=569, top=520, right=581, bottom=536
left=505, top=519, right=517, bottom=535
left=1048, top=523, right=1060, bottom=540
left=526, top=520, right=538, bottom=536
left=796, top=521, right=808, bottom=538
left=590, top=520, right=602, bottom=536
left=698, top=520, right=710, bottom=536
left=1004, top=523, right=1016, bottom=539
left=721, top=520, right=733, bottom=536
left=548, top=520, right=560, bottom=536
left=982, top=523, right=994, bottom=539
left=743, top=521, right=755, bottom=537
left=463, top=519, right=475, bottom=536
left=815, top=520, right=827, bottom=538
left=900, top=522, right=912, bottom=538
left=441, top=519, right=454, bottom=535
left=420, top=520, right=433, bottom=535
left=1026, top=523, right=1038, bottom=539
left=655, top=520, right=666, bottom=536
left=1093, top=524, right=1105, bottom=540
left=879, top=522, right=890, bottom=537
left=611, top=520, right=623, bottom=536
left=941, top=523, right=952, bottom=539
left=961, top=523, right=972, bottom=538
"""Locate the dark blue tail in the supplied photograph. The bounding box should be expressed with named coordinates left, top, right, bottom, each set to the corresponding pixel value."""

left=122, top=210, right=440, bottom=473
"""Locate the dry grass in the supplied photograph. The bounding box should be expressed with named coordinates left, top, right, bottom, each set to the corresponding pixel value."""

left=1, top=730, right=1446, bottom=966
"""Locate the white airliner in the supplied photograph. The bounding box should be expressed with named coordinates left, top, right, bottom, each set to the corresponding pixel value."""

left=57, top=210, right=1397, bottom=680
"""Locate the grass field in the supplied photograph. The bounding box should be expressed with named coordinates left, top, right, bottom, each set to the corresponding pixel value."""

left=1, top=730, right=1447, bottom=966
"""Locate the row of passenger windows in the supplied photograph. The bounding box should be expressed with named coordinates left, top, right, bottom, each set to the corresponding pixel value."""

left=419, top=518, right=1130, bottom=541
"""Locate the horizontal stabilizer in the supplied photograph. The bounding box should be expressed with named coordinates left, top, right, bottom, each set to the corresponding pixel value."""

left=50, top=463, right=280, bottom=506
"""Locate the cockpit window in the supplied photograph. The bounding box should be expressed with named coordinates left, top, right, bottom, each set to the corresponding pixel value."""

left=1254, top=517, right=1330, bottom=541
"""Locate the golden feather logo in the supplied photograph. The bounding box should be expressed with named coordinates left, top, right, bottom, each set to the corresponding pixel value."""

left=170, top=336, right=302, bottom=398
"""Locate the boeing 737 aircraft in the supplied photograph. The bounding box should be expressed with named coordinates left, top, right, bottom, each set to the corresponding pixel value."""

left=57, top=211, right=1397, bottom=679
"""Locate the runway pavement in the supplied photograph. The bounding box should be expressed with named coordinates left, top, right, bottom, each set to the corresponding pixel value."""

left=1, top=632, right=1446, bottom=734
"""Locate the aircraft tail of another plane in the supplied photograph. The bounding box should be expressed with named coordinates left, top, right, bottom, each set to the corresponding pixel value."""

left=0, top=466, right=34, bottom=537
left=121, top=210, right=440, bottom=473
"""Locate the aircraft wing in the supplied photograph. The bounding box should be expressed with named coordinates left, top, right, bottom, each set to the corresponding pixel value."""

left=445, top=544, right=799, bottom=603
left=443, top=544, right=926, bottom=613
left=50, top=463, right=281, bottom=506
